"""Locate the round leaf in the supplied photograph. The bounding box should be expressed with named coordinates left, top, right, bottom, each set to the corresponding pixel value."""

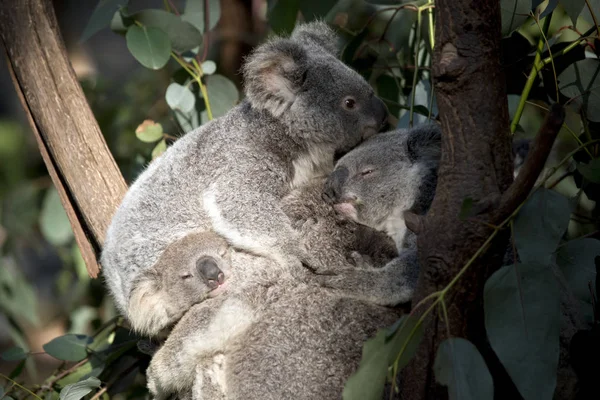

left=152, top=139, right=168, bottom=160
left=201, top=60, right=217, bottom=75
left=513, top=188, right=571, bottom=264
left=1, top=346, right=28, bottom=362
left=202, top=74, right=239, bottom=120
left=59, top=377, right=101, bottom=400
left=183, top=0, right=221, bottom=32
left=166, top=83, right=196, bottom=113
left=562, top=0, right=586, bottom=25
left=133, top=9, right=202, bottom=53
left=126, top=25, right=171, bottom=70
left=80, top=0, right=130, bottom=42
left=484, top=263, right=561, bottom=400
left=135, top=120, right=164, bottom=143
left=40, top=188, right=73, bottom=246
left=43, top=334, right=93, bottom=362
left=434, top=338, right=493, bottom=400
left=558, top=59, right=600, bottom=122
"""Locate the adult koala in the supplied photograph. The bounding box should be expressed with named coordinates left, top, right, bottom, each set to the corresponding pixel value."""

left=101, top=20, right=388, bottom=334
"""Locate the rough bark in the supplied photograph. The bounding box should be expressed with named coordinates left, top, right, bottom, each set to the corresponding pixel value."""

left=400, top=0, right=563, bottom=399
left=0, top=0, right=127, bottom=278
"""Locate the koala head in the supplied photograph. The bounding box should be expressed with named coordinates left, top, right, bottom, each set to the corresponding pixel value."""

left=127, top=231, right=231, bottom=336
left=243, top=21, right=389, bottom=153
left=322, top=124, right=441, bottom=244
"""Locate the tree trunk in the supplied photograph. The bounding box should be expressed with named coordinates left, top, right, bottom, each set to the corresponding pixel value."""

left=0, top=0, right=127, bottom=278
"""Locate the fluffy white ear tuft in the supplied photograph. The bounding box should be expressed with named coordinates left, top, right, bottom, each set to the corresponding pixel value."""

left=243, top=39, right=307, bottom=118
left=291, top=20, right=340, bottom=58
left=127, top=273, right=172, bottom=337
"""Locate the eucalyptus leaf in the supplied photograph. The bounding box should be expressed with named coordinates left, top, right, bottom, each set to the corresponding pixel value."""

left=513, top=188, right=571, bottom=264
left=501, top=0, right=531, bottom=36
left=40, top=188, right=73, bottom=246
left=202, top=74, right=239, bottom=120
left=560, top=0, right=587, bottom=25
left=43, top=334, right=93, bottom=362
left=135, top=120, right=164, bottom=143
left=152, top=139, right=168, bottom=159
left=434, top=338, right=493, bottom=400
left=268, top=0, right=300, bottom=35
left=109, top=7, right=133, bottom=35
left=556, top=238, right=600, bottom=301
left=299, top=0, right=339, bottom=21
left=539, top=0, right=558, bottom=19
left=577, top=159, right=600, bottom=183
left=80, top=0, right=129, bottom=42
left=1, top=346, right=28, bottom=361
left=183, top=0, right=221, bottom=32
left=201, top=60, right=217, bottom=75
left=166, top=83, right=196, bottom=113
left=385, top=314, right=424, bottom=370
left=59, top=377, right=101, bottom=400
left=126, top=25, right=171, bottom=70
left=484, top=262, right=561, bottom=400
left=558, top=59, right=600, bottom=122
left=133, top=9, right=202, bottom=53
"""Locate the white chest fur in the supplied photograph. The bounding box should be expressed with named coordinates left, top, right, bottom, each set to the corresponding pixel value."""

left=290, top=145, right=334, bottom=189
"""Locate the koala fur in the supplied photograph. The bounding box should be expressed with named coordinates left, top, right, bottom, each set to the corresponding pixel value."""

left=101, top=21, right=388, bottom=324
left=146, top=178, right=405, bottom=400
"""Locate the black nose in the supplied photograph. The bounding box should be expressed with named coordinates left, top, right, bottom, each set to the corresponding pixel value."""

left=196, top=257, right=224, bottom=289
left=323, top=166, right=349, bottom=204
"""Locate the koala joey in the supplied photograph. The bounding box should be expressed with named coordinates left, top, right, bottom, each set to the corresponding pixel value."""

left=127, top=231, right=230, bottom=336
left=101, top=20, right=388, bottom=319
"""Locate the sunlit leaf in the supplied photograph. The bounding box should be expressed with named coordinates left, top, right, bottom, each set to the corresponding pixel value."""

left=0, top=346, right=28, bottom=361
left=43, top=334, right=93, bottom=362
left=133, top=9, right=202, bottom=53
left=152, top=139, right=168, bottom=160
left=126, top=25, right=171, bottom=70
left=166, top=83, right=196, bottom=114
left=558, top=59, right=600, bottom=122
left=40, top=188, right=73, bottom=246
left=202, top=74, right=239, bottom=120
left=201, top=60, right=217, bottom=75
left=484, top=262, right=561, bottom=400
left=135, top=120, right=164, bottom=143
left=59, top=377, right=101, bottom=400
left=81, top=0, right=129, bottom=42
left=434, top=338, right=493, bottom=400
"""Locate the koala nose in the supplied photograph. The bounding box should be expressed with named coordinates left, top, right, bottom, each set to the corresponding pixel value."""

left=196, top=257, right=225, bottom=289
left=323, top=166, right=349, bottom=204
left=371, top=96, right=389, bottom=130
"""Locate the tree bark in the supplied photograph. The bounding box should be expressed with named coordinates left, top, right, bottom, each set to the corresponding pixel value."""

left=0, top=0, right=127, bottom=278
left=401, top=0, right=517, bottom=398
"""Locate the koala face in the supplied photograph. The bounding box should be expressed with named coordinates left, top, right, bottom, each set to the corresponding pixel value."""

left=127, top=231, right=231, bottom=336
left=322, top=124, right=441, bottom=241
left=243, top=21, right=389, bottom=153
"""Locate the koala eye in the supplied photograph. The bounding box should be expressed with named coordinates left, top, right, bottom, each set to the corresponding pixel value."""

left=344, top=97, right=356, bottom=110
left=360, top=168, right=375, bottom=176
left=181, top=274, right=193, bottom=280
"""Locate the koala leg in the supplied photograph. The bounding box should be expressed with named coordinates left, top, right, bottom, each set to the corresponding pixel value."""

left=312, top=249, right=420, bottom=306
left=146, top=296, right=254, bottom=400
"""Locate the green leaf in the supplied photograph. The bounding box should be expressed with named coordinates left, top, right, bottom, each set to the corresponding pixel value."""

left=385, top=314, right=424, bottom=370
left=202, top=74, right=239, bottom=120
left=342, top=329, right=388, bottom=400
left=80, top=0, right=129, bottom=42
left=133, top=9, right=202, bottom=53
left=560, top=0, right=586, bottom=25
left=1, top=346, right=28, bottom=361
left=501, top=0, right=531, bottom=36
left=268, top=0, right=300, bottom=35
left=558, top=59, right=600, bottom=122
left=39, top=188, right=73, bottom=246
left=299, top=0, right=338, bottom=21
left=9, top=360, right=25, bottom=379
left=109, top=7, right=133, bottom=34
left=0, top=261, right=39, bottom=326
left=59, top=377, right=101, bottom=400
left=513, top=188, right=571, bottom=264
left=577, top=159, right=600, bottom=183
left=556, top=238, right=600, bottom=301
left=183, top=0, right=221, bottom=32
left=43, top=334, right=93, bottom=362
left=135, top=120, right=164, bottom=143
left=152, top=139, right=168, bottom=159
left=166, top=83, right=196, bottom=113
left=484, top=262, right=561, bottom=400
left=126, top=25, right=171, bottom=70
left=201, top=60, right=217, bottom=75
left=434, top=338, right=493, bottom=400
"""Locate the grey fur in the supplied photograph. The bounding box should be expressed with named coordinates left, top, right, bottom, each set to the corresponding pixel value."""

left=101, top=20, right=388, bottom=330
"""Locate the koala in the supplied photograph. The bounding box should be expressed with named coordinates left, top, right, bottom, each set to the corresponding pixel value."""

left=146, top=178, right=405, bottom=400
left=101, top=20, right=388, bottom=321
left=127, top=231, right=230, bottom=336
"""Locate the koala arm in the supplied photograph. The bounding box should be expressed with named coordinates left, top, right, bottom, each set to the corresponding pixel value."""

left=312, top=249, right=420, bottom=306
left=147, top=296, right=254, bottom=400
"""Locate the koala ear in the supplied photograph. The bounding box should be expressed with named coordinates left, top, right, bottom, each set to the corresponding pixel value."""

left=290, top=21, right=340, bottom=58
left=405, top=123, right=442, bottom=163
left=127, top=269, right=172, bottom=337
left=243, top=39, right=308, bottom=118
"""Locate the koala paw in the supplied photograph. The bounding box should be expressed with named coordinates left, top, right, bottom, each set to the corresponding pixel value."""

left=347, top=251, right=376, bottom=270
left=146, top=349, right=189, bottom=400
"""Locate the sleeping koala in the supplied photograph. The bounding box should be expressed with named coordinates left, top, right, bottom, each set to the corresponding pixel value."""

left=127, top=231, right=230, bottom=336
left=101, top=20, right=389, bottom=323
